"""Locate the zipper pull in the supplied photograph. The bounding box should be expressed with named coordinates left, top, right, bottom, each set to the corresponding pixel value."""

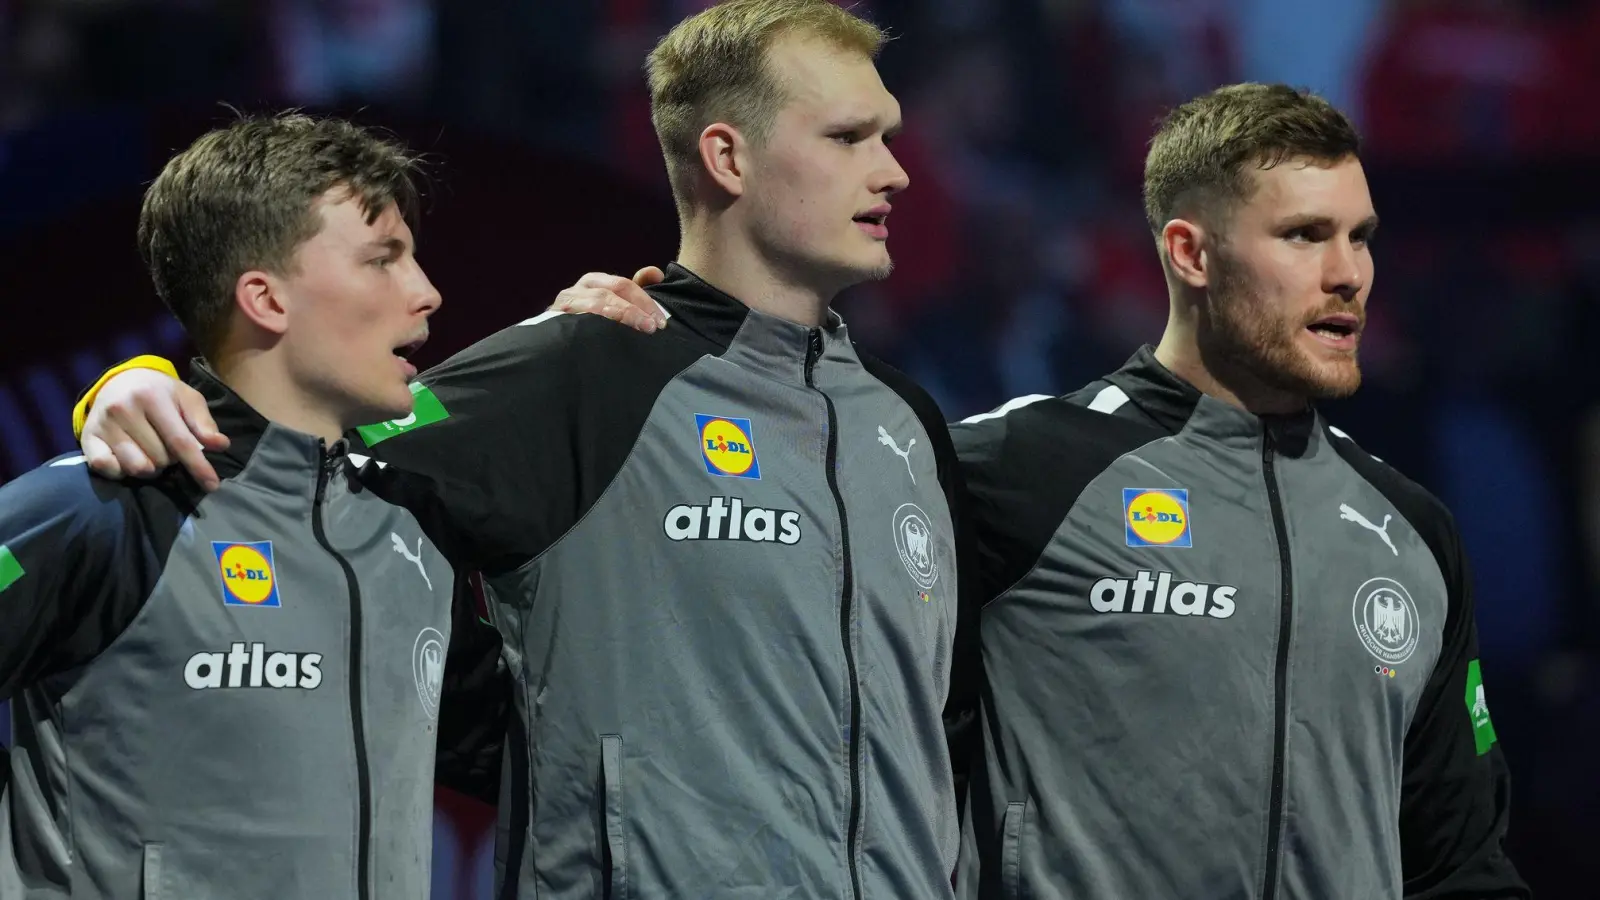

left=322, top=438, right=349, bottom=473
left=314, top=438, right=344, bottom=503
left=805, top=328, right=823, bottom=383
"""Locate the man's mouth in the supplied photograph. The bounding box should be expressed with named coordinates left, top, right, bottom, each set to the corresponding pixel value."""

left=1306, top=314, right=1360, bottom=348
left=393, top=334, right=428, bottom=360
left=853, top=204, right=891, bottom=238
left=393, top=334, right=428, bottom=379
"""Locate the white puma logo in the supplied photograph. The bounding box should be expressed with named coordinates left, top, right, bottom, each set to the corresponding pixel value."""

left=391, top=533, right=433, bottom=590
left=877, top=426, right=917, bottom=484
left=1339, top=503, right=1397, bottom=556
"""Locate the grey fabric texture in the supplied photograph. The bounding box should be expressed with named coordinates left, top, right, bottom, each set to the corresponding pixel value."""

left=1, top=423, right=453, bottom=899
left=956, top=392, right=1449, bottom=900
left=480, top=308, right=961, bottom=898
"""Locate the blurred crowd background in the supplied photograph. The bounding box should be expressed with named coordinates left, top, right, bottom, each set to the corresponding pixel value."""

left=2, top=0, right=1597, bottom=896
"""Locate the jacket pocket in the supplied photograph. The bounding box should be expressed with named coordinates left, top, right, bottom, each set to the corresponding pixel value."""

left=601, top=734, right=629, bottom=900
left=1001, top=801, right=1027, bottom=900
left=140, top=843, right=164, bottom=900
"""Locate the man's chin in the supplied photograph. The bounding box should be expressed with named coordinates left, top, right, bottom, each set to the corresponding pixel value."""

left=839, top=252, right=894, bottom=285
left=1283, top=354, right=1362, bottom=400
left=864, top=248, right=894, bottom=280
left=355, top=396, right=416, bottom=430
left=809, top=254, right=894, bottom=296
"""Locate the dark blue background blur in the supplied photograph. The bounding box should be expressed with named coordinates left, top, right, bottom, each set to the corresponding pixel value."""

left=2, top=1, right=1597, bottom=896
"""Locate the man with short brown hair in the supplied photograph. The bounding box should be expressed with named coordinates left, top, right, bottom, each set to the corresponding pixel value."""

left=953, top=82, right=1526, bottom=899
left=0, top=112, right=477, bottom=900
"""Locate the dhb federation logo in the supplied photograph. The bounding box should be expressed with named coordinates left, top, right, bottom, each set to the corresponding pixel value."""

left=697, top=414, right=761, bottom=479
left=413, top=627, right=445, bottom=719
left=1352, top=577, right=1419, bottom=664
left=212, top=541, right=281, bottom=608
left=892, top=503, right=939, bottom=590
left=1124, top=488, right=1192, bottom=548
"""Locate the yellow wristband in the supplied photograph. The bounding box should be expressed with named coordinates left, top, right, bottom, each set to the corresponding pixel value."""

left=72, top=355, right=181, bottom=441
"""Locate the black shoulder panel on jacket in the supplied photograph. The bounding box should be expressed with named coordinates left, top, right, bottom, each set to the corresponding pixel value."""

left=1061, top=378, right=1170, bottom=430
left=364, top=313, right=721, bottom=574
left=951, top=397, right=1168, bottom=605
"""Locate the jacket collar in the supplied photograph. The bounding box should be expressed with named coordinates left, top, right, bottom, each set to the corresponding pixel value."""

left=1105, top=345, right=1320, bottom=457
left=189, top=360, right=340, bottom=484
left=647, top=263, right=854, bottom=384
left=646, top=263, right=751, bottom=349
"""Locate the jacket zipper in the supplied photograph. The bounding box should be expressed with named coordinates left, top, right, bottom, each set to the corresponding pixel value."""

left=806, top=329, right=862, bottom=900
left=313, top=439, right=372, bottom=900
left=1260, top=426, right=1293, bottom=900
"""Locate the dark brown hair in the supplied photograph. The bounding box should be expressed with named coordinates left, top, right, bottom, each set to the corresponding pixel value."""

left=138, top=112, right=422, bottom=357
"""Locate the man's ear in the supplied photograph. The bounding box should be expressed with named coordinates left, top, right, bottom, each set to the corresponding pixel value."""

left=697, top=122, right=748, bottom=200
left=234, top=270, right=291, bottom=337
left=1161, top=217, right=1213, bottom=290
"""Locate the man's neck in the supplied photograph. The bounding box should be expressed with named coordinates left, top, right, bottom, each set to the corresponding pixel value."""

left=678, top=230, right=834, bottom=328
left=214, top=351, right=348, bottom=444
left=1153, top=327, right=1308, bottom=417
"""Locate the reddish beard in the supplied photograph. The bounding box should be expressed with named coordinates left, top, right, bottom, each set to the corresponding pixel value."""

left=1203, top=248, right=1363, bottom=402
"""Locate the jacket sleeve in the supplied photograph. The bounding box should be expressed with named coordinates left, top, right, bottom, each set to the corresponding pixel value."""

left=362, top=316, right=704, bottom=798
left=434, top=572, right=510, bottom=804
left=352, top=322, right=582, bottom=574
left=1400, top=522, right=1529, bottom=899
left=0, top=462, right=155, bottom=700
left=0, top=461, right=158, bottom=793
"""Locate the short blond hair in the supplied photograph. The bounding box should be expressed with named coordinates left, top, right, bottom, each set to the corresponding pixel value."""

left=1143, top=83, right=1360, bottom=241
left=646, top=0, right=885, bottom=213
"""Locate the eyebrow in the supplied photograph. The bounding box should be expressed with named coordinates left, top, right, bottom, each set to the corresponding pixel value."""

left=1277, top=213, right=1380, bottom=232
left=831, top=116, right=903, bottom=140
left=361, top=236, right=408, bottom=255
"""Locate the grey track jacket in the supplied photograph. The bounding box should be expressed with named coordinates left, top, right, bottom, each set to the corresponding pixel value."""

left=352, top=264, right=979, bottom=899
left=0, top=368, right=501, bottom=899
left=951, top=347, right=1527, bottom=900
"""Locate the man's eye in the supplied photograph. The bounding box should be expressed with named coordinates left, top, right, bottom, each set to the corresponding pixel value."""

left=831, top=132, right=861, bottom=145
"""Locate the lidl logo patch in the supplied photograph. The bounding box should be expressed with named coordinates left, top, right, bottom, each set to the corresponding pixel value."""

left=212, top=541, right=282, bottom=608
left=0, top=544, right=24, bottom=594
left=1124, top=488, right=1192, bottom=548
left=355, top=381, right=450, bottom=446
left=697, top=414, right=761, bottom=479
